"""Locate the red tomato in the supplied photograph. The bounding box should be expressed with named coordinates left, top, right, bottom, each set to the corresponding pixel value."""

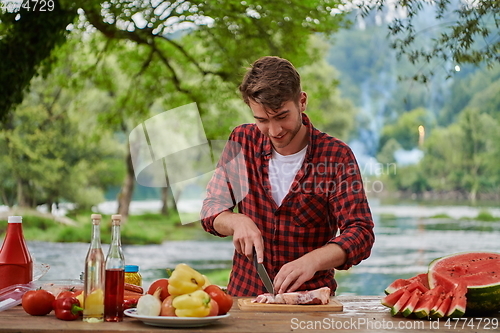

left=22, top=289, right=55, bottom=316
left=160, top=296, right=176, bottom=316
left=148, top=278, right=170, bottom=301
left=208, top=298, right=219, bottom=317
left=204, top=285, right=233, bottom=315
left=57, top=287, right=82, bottom=299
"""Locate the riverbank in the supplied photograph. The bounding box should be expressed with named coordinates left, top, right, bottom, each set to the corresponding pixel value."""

left=2, top=198, right=500, bottom=224
left=1, top=199, right=499, bottom=245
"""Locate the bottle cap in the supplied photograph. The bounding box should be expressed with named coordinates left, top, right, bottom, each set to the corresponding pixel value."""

left=125, top=265, right=139, bottom=273
left=111, top=214, right=122, bottom=226
left=91, top=214, right=102, bottom=220
left=7, top=216, right=22, bottom=223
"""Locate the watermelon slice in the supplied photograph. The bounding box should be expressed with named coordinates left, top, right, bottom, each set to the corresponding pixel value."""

left=408, top=273, right=430, bottom=290
left=428, top=251, right=500, bottom=314
left=431, top=291, right=452, bottom=318
left=384, top=278, right=410, bottom=295
left=402, top=289, right=422, bottom=317
left=413, top=285, right=443, bottom=319
left=447, top=283, right=467, bottom=318
left=391, top=289, right=411, bottom=316
left=381, top=280, right=429, bottom=308
left=381, top=287, right=407, bottom=308
left=384, top=273, right=429, bottom=294
left=429, top=290, right=447, bottom=317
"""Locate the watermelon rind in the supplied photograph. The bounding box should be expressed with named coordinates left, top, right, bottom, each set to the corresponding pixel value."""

left=384, top=278, right=409, bottom=295
left=391, top=290, right=411, bottom=316
left=446, top=283, right=467, bottom=318
left=428, top=251, right=500, bottom=314
left=402, top=290, right=422, bottom=317
left=431, top=292, right=452, bottom=319
left=413, top=285, right=443, bottom=319
left=381, top=288, right=406, bottom=308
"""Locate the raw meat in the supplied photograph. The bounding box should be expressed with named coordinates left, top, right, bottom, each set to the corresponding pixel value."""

left=252, top=287, right=331, bottom=305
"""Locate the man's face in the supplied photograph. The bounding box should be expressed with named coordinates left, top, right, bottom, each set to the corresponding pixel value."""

left=249, top=92, right=308, bottom=155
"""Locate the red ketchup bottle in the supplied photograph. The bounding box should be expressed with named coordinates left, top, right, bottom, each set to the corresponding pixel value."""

left=0, top=216, right=33, bottom=290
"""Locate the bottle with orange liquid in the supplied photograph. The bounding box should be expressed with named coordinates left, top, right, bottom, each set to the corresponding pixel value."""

left=0, top=216, right=33, bottom=290
left=104, top=214, right=125, bottom=322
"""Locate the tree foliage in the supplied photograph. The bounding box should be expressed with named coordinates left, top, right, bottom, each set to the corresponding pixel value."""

left=0, top=0, right=77, bottom=122
left=360, top=0, right=500, bottom=82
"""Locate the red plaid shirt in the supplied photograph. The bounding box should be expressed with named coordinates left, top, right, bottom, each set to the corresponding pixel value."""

left=201, top=114, right=374, bottom=296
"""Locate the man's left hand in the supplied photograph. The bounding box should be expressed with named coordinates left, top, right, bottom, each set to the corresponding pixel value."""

left=273, top=256, right=317, bottom=294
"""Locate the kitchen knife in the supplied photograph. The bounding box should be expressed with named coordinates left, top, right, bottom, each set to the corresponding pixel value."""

left=253, top=251, right=274, bottom=295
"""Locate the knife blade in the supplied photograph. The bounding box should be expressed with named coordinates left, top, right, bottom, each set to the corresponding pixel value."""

left=253, top=251, right=274, bottom=295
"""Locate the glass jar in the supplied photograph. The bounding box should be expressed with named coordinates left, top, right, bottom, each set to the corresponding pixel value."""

left=124, top=265, right=142, bottom=287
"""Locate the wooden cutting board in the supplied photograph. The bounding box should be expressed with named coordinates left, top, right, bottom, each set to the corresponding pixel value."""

left=237, top=297, right=343, bottom=312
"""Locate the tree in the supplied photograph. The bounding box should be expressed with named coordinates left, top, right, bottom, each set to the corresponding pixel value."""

left=360, top=0, right=500, bottom=82
left=0, top=0, right=347, bottom=122
left=0, top=0, right=77, bottom=122
left=419, top=107, right=500, bottom=201
left=378, top=107, right=435, bottom=153
left=0, top=74, right=118, bottom=210
left=70, top=0, right=349, bottom=217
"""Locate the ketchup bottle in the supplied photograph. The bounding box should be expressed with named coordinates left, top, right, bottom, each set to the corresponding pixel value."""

left=0, top=216, right=33, bottom=290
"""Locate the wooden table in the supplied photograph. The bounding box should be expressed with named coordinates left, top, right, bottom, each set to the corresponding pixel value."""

left=0, top=296, right=498, bottom=332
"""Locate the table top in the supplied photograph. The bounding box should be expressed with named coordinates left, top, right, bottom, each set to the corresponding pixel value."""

left=0, top=296, right=498, bottom=333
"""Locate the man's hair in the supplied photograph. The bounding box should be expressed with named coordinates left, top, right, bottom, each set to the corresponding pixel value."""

left=239, top=56, right=301, bottom=112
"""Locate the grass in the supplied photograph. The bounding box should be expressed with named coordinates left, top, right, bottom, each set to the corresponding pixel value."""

left=430, top=213, right=451, bottom=219
left=475, top=210, right=500, bottom=222
left=204, top=269, right=232, bottom=287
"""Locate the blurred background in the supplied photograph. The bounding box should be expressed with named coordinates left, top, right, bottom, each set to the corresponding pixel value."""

left=1, top=0, right=499, bottom=295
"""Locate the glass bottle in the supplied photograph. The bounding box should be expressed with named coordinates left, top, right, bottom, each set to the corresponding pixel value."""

left=83, top=214, right=105, bottom=323
left=104, top=214, right=125, bottom=322
left=0, top=216, right=33, bottom=290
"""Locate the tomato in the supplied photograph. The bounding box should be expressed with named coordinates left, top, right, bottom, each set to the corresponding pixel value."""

left=204, top=285, right=233, bottom=315
left=22, top=289, right=55, bottom=316
left=208, top=298, right=219, bottom=317
left=160, top=296, right=176, bottom=316
left=57, top=287, right=82, bottom=299
left=148, top=278, right=170, bottom=301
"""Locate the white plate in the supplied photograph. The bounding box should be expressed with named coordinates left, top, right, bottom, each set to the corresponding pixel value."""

left=124, top=308, right=230, bottom=328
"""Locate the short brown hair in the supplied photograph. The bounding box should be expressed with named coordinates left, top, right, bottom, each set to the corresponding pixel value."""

left=239, top=56, right=301, bottom=112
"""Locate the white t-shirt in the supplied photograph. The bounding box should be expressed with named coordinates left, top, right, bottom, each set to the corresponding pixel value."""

left=269, top=145, right=308, bottom=206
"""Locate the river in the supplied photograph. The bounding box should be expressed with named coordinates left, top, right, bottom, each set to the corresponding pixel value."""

left=27, top=201, right=500, bottom=296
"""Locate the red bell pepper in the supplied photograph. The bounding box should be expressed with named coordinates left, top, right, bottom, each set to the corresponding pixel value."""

left=52, top=297, right=83, bottom=321
left=123, top=298, right=139, bottom=310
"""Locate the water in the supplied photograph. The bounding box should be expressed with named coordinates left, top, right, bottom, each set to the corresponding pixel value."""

left=28, top=211, right=500, bottom=296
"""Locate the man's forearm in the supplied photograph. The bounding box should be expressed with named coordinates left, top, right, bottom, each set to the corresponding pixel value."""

left=213, top=211, right=237, bottom=236
left=302, top=243, right=347, bottom=272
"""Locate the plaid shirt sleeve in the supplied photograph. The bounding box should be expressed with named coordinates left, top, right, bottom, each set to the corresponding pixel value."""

left=326, top=146, right=375, bottom=270
left=200, top=130, right=244, bottom=237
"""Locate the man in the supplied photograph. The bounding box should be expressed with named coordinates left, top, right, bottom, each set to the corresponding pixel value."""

left=201, top=56, right=374, bottom=296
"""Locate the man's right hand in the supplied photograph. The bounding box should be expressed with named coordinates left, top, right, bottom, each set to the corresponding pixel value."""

left=213, top=211, right=264, bottom=263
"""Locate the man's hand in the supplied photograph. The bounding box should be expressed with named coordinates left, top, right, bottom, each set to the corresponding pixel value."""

left=273, top=243, right=347, bottom=294
left=213, top=211, right=265, bottom=262
left=273, top=256, right=317, bottom=294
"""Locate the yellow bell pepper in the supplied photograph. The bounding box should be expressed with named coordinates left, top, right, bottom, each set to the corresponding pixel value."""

left=168, top=263, right=205, bottom=296
left=172, top=290, right=211, bottom=317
